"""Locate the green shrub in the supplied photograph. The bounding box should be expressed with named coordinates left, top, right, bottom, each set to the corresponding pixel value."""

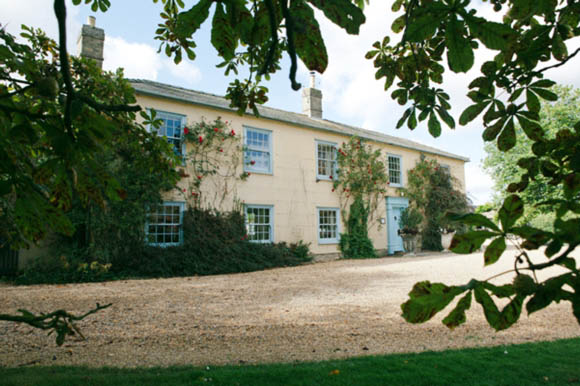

left=339, top=196, right=376, bottom=259
left=16, top=208, right=312, bottom=284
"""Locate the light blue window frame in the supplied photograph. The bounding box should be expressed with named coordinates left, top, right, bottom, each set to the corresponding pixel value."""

left=387, top=154, right=403, bottom=187
left=317, top=207, right=340, bottom=244
left=146, top=201, right=185, bottom=247
left=245, top=204, right=274, bottom=243
left=315, top=140, right=337, bottom=180
left=243, top=126, right=273, bottom=174
left=149, top=109, right=187, bottom=160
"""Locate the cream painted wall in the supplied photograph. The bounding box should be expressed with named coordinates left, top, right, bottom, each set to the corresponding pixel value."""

left=137, top=94, right=467, bottom=255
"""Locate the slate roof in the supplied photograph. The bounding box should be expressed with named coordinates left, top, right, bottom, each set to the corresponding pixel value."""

left=130, top=79, right=470, bottom=162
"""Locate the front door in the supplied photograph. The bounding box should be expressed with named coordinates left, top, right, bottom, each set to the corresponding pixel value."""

left=386, top=197, right=409, bottom=254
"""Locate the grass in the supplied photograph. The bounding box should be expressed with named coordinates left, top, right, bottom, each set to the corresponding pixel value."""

left=2, top=338, right=579, bottom=386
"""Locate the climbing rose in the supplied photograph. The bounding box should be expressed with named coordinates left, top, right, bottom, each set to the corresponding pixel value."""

left=198, top=136, right=203, bottom=144
left=230, top=129, right=236, bottom=136
left=184, top=127, right=189, bottom=135
left=214, top=127, right=219, bottom=132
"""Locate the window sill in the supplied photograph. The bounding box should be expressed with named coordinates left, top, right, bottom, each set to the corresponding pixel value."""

left=319, top=239, right=339, bottom=245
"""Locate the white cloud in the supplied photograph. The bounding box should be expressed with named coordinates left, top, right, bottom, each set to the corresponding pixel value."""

left=166, top=60, right=202, bottom=86
left=1, top=0, right=81, bottom=51
left=103, top=36, right=163, bottom=79
left=103, top=36, right=202, bottom=86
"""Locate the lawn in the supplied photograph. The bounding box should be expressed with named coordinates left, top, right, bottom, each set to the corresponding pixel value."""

left=2, top=338, right=579, bottom=386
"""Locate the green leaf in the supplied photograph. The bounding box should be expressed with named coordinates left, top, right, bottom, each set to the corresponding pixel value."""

left=498, top=195, right=524, bottom=231
left=406, top=13, right=440, bottom=42
left=446, top=17, right=474, bottom=73
left=397, top=108, right=412, bottom=129
left=545, top=239, right=563, bottom=258
left=465, top=16, right=516, bottom=50
left=529, top=79, right=556, bottom=88
left=526, top=274, right=572, bottom=315
left=525, top=89, right=541, bottom=113
left=482, top=282, right=516, bottom=298
left=391, top=15, right=406, bottom=33
left=531, top=87, right=558, bottom=101
left=474, top=285, right=523, bottom=331
left=401, top=281, right=465, bottom=324
left=497, top=117, right=516, bottom=151
left=447, top=213, right=501, bottom=232
left=428, top=112, right=442, bottom=138
left=511, top=225, right=551, bottom=249
left=175, top=0, right=212, bottom=38
left=436, top=106, right=455, bottom=129
left=308, top=0, right=365, bottom=35
left=484, top=237, right=506, bottom=266
left=211, top=3, right=237, bottom=61
left=482, top=118, right=506, bottom=142
left=459, top=103, right=488, bottom=126
left=442, top=291, right=472, bottom=329
left=408, top=109, right=417, bottom=130
left=517, top=115, right=544, bottom=141
left=291, top=0, right=329, bottom=73
left=449, top=231, right=497, bottom=254
left=552, top=32, right=568, bottom=61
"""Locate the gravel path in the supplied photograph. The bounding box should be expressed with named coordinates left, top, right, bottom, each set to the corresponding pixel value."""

left=1, top=249, right=579, bottom=368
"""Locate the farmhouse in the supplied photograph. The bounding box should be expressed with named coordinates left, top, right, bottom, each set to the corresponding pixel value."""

left=6, top=17, right=469, bottom=274
left=131, top=77, right=469, bottom=257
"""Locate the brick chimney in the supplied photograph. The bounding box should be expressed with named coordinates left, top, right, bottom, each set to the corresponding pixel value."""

left=77, top=16, right=104, bottom=69
left=302, top=72, right=322, bottom=119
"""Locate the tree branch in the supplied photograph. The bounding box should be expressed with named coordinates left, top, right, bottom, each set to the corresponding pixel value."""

left=76, top=95, right=141, bottom=113
left=258, top=0, right=279, bottom=77
left=280, top=0, right=301, bottom=91
left=538, top=47, right=580, bottom=74
left=0, top=303, right=112, bottom=346
left=53, top=0, right=75, bottom=136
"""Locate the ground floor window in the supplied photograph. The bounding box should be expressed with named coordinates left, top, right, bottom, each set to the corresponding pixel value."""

left=146, top=201, right=185, bottom=246
left=245, top=205, right=273, bottom=242
left=317, top=207, right=340, bottom=244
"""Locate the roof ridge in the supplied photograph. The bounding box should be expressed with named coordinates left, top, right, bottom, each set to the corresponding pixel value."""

left=129, top=79, right=470, bottom=162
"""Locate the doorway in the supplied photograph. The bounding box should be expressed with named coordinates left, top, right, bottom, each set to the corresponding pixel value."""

left=386, top=197, right=409, bottom=254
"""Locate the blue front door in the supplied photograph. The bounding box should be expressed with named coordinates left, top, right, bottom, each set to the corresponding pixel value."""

left=386, top=197, right=409, bottom=254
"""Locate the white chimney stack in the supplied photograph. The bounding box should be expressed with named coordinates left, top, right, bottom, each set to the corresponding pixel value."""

left=302, top=71, right=322, bottom=119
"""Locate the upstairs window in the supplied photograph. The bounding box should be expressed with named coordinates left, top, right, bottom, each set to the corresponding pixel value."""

left=155, top=111, right=186, bottom=158
left=316, top=140, right=337, bottom=180
left=146, top=202, right=185, bottom=247
left=388, top=155, right=402, bottom=187
left=244, top=127, right=272, bottom=174
left=245, top=205, right=273, bottom=243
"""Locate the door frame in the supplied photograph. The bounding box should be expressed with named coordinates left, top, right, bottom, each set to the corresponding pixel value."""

left=386, top=196, right=409, bottom=254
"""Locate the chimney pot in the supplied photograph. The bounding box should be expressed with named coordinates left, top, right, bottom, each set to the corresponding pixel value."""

left=87, top=16, right=96, bottom=27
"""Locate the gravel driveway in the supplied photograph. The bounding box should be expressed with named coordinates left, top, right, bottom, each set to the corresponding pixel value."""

left=1, top=249, right=579, bottom=368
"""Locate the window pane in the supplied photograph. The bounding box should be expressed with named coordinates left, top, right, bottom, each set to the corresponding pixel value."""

left=146, top=203, right=183, bottom=246
left=245, top=206, right=272, bottom=242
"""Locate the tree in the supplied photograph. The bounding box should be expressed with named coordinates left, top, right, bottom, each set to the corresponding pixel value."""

left=0, top=13, right=178, bottom=342
left=403, top=156, right=470, bottom=251
left=3, top=0, right=580, bottom=339
left=482, top=85, right=580, bottom=230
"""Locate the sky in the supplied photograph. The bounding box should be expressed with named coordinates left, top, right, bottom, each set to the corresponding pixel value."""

left=2, top=0, right=579, bottom=205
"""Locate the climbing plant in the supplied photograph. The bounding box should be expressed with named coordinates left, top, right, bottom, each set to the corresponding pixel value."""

left=180, top=117, right=248, bottom=210
left=332, top=136, right=389, bottom=257
left=403, top=156, right=470, bottom=251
